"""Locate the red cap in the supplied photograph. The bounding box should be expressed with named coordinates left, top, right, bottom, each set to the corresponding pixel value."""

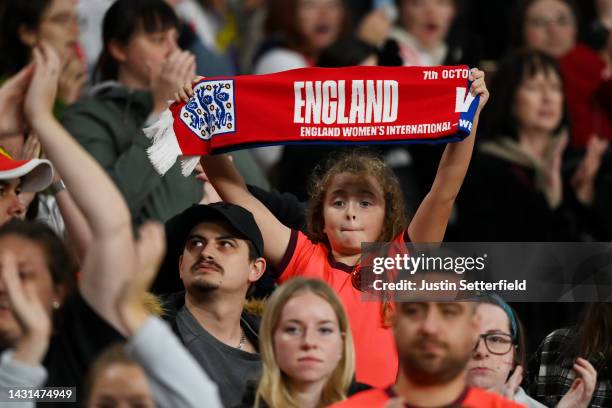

left=0, top=151, right=54, bottom=192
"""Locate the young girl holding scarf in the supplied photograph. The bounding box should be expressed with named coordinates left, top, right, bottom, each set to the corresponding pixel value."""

left=185, top=67, right=488, bottom=387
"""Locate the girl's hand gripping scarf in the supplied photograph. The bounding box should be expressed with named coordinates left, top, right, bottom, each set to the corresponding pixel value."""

left=144, top=65, right=480, bottom=176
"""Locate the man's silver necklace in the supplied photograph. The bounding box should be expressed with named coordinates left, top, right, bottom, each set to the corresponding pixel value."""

left=237, top=329, right=246, bottom=350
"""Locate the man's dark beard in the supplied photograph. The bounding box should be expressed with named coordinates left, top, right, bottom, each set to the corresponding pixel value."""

left=400, top=338, right=471, bottom=386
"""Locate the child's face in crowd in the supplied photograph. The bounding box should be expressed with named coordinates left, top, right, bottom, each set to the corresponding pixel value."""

left=0, top=180, right=23, bottom=226
left=296, top=0, right=344, bottom=53
left=514, top=68, right=563, bottom=136
left=179, top=222, right=257, bottom=295
left=27, top=0, right=80, bottom=62
left=466, top=304, right=515, bottom=393
left=113, top=27, right=179, bottom=88
left=273, top=291, right=344, bottom=386
left=87, top=363, right=155, bottom=408
left=393, top=301, right=479, bottom=385
left=524, top=0, right=576, bottom=58
left=322, top=172, right=385, bottom=256
left=400, top=0, right=456, bottom=50
left=0, top=234, right=57, bottom=346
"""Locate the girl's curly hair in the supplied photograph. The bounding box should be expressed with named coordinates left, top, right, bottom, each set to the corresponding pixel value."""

left=306, top=149, right=408, bottom=245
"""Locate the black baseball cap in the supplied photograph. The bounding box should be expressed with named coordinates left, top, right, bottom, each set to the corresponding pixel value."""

left=153, top=202, right=265, bottom=294
left=167, top=202, right=264, bottom=257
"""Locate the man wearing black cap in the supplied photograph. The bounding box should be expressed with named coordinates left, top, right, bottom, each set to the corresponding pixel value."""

left=161, top=202, right=266, bottom=408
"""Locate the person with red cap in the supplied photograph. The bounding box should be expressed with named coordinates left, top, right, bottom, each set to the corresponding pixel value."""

left=0, top=143, right=53, bottom=226
left=0, top=59, right=54, bottom=226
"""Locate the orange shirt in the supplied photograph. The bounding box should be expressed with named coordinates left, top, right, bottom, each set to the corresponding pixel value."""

left=329, top=386, right=525, bottom=408
left=276, top=230, right=408, bottom=388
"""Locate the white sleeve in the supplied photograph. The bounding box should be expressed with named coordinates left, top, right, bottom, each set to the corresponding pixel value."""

left=125, top=316, right=222, bottom=408
left=0, top=350, right=47, bottom=408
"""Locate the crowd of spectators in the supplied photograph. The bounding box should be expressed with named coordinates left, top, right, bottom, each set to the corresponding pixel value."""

left=1, top=0, right=611, bottom=407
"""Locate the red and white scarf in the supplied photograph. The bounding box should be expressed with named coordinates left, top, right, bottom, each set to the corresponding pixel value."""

left=144, top=65, right=479, bottom=176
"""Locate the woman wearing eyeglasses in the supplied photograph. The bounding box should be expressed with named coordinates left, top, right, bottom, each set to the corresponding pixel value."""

left=467, top=296, right=597, bottom=408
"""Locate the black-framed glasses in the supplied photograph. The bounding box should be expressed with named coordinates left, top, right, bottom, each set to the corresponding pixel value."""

left=474, top=333, right=514, bottom=355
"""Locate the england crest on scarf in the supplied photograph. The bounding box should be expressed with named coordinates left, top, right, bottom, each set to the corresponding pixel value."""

left=144, top=65, right=480, bottom=176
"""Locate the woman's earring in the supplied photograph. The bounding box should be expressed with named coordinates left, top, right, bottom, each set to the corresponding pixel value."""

left=52, top=300, right=60, bottom=310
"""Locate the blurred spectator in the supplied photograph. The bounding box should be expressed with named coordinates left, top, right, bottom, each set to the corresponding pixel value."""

left=527, top=304, right=612, bottom=407
left=0, top=0, right=87, bottom=110
left=76, top=0, right=114, bottom=73
left=390, top=0, right=480, bottom=67
left=389, top=0, right=483, bottom=200
left=61, top=0, right=204, bottom=226
left=0, top=151, right=53, bottom=227
left=238, top=278, right=359, bottom=407
left=0, top=41, right=141, bottom=403
left=250, top=0, right=352, bottom=176
left=452, top=50, right=609, bottom=355
left=331, top=296, right=521, bottom=407
left=514, top=0, right=612, bottom=147
left=467, top=296, right=597, bottom=408
left=254, top=0, right=351, bottom=73
left=453, top=49, right=609, bottom=242
left=172, top=0, right=240, bottom=67
left=0, top=250, right=52, bottom=398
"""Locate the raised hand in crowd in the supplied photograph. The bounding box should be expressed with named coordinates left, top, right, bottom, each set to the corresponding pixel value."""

left=357, top=8, right=392, bottom=48
left=117, top=222, right=166, bottom=336
left=408, top=67, right=488, bottom=243
left=543, top=131, right=569, bottom=209
left=556, top=358, right=597, bottom=408
left=0, top=64, right=33, bottom=138
left=150, top=49, right=196, bottom=116
left=571, top=136, right=609, bottom=205
left=0, top=250, right=51, bottom=367
left=23, top=41, right=135, bottom=332
left=57, top=54, right=88, bottom=105
left=501, top=366, right=523, bottom=401
left=194, top=163, right=223, bottom=204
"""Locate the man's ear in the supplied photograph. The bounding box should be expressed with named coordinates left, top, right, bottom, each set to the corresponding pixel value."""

left=107, top=40, right=128, bottom=63
left=248, top=257, right=266, bottom=284
left=18, top=24, right=37, bottom=48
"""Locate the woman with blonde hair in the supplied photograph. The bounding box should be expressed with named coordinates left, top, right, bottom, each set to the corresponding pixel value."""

left=239, top=277, right=356, bottom=408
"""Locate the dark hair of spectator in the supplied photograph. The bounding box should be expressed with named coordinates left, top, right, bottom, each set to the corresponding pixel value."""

left=264, top=0, right=351, bottom=55
left=577, top=303, right=612, bottom=363
left=480, top=49, right=570, bottom=141
left=511, top=0, right=581, bottom=49
left=94, top=0, right=179, bottom=82
left=306, top=149, right=407, bottom=245
left=0, top=0, right=52, bottom=76
left=0, top=220, right=77, bottom=291
left=317, top=37, right=378, bottom=67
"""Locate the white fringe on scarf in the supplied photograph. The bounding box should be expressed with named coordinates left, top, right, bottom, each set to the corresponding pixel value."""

left=144, top=109, right=200, bottom=177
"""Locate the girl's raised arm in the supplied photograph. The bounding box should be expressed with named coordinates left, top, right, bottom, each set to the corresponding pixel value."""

left=408, top=68, right=489, bottom=243
left=200, top=154, right=291, bottom=268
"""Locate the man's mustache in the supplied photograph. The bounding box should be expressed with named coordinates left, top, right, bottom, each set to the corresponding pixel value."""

left=191, top=259, right=223, bottom=273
